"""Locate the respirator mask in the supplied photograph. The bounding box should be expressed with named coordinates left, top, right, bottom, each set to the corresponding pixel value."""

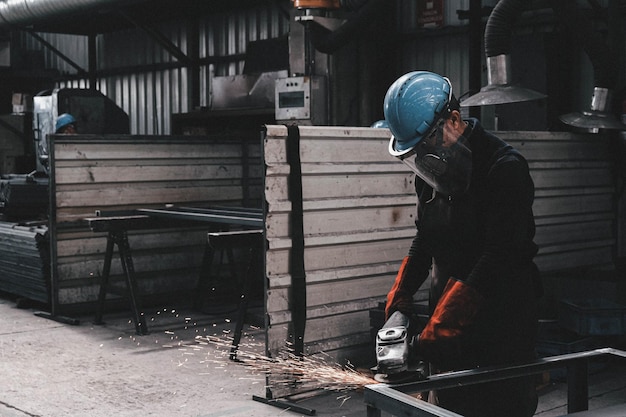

left=389, top=117, right=472, bottom=197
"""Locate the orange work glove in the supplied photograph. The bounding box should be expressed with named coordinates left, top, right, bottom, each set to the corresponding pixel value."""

left=385, top=256, right=422, bottom=320
left=417, top=278, right=485, bottom=369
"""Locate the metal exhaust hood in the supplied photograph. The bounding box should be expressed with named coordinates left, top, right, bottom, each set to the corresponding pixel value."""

left=560, top=87, right=624, bottom=130
left=461, top=0, right=546, bottom=107
left=461, top=54, right=546, bottom=106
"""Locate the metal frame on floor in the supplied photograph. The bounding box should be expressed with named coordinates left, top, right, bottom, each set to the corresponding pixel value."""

left=364, top=348, right=626, bottom=417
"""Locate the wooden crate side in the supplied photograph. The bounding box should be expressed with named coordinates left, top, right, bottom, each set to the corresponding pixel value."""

left=49, top=134, right=263, bottom=309
left=263, top=125, right=416, bottom=366
left=263, top=126, right=618, bottom=373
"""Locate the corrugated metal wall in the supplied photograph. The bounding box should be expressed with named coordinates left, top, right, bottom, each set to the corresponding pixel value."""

left=15, top=4, right=289, bottom=135
left=394, top=0, right=498, bottom=98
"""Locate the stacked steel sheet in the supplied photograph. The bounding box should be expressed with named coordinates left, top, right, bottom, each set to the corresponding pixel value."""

left=0, top=221, right=49, bottom=303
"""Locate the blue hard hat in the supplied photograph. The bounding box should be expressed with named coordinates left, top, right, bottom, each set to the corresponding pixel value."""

left=384, top=71, right=452, bottom=155
left=370, top=120, right=389, bottom=128
left=55, top=113, right=76, bottom=133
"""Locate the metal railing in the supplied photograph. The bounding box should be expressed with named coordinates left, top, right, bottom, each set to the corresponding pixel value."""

left=364, top=348, right=626, bottom=417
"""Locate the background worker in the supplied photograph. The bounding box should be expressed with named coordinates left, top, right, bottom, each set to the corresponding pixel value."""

left=382, top=71, right=542, bottom=417
left=55, top=113, right=77, bottom=134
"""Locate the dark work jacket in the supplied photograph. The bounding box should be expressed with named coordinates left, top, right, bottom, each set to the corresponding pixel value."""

left=403, top=118, right=541, bottom=371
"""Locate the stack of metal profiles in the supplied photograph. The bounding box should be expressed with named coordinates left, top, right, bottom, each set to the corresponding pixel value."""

left=0, top=222, right=49, bottom=303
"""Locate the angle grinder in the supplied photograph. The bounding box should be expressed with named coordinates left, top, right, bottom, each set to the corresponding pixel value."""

left=373, top=310, right=427, bottom=384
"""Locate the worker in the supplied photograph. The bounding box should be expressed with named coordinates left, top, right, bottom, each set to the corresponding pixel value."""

left=382, top=71, right=542, bottom=417
left=55, top=113, right=77, bottom=134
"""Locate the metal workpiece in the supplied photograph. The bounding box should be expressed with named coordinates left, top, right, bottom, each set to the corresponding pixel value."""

left=366, top=385, right=464, bottom=417
left=136, top=206, right=264, bottom=228
left=364, top=348, right=626, bottom=417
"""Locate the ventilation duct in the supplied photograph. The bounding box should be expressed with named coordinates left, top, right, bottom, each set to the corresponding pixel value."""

left=0, top=0, right=136, bottom=29
left=553, top=0, right=624, bottom=131
left=461, top=0, right=546, bottom=107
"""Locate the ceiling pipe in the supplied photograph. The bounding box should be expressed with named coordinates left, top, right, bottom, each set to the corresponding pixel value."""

left=553, top=0, right=624, bottom=131
left=0, top=0, right=141, bottom=30
left=461, top=0, right=546, bottom=107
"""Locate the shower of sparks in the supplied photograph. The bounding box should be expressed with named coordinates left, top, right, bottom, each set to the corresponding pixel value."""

left=197, top=335, right=377, bottom=393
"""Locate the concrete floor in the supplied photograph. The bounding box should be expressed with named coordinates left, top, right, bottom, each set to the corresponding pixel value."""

left=1, top=293, right=625, bottom=417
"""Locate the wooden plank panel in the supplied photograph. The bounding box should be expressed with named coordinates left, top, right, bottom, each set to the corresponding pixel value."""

left=56, top=248, right=203, bottom=281
left=533, top=193, right=614, bottom=217
left=266, top=238, right=413, bottom=277
left=49, top=134, right=262, bottom=309
left=306, top=277, right=392, bottom=307
left=55, top=229, right=207, bottom=258
left=57, top=269, right=202, bottom=304
left=304, top=310, right=372, bottom=344
left=267, top=260, right=403, bottom=288
left=53, top=140, right=245, bottom=161
left=302, top=206, right=415, bottom=236
left=265, top=171, right=415, bottom=201
left=531, top=168, right=613, bottom=189
left=535, top=247, right=614, bottom=272
left=510, top=142, right=609, bottom=161
left=56, top=184, right=244, bottom=207
left=55, top=164, right=245, bottom=184
left=264, top=125, right=421, bottom=362
left=267, top=275, right=392, bottom=312
left=263, top=125, right=618, bottom=368
left=535, top=220, right=614, bottom=247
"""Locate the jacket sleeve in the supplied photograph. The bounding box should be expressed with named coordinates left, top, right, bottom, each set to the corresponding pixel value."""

left=385, top=179, right=433, bottom=319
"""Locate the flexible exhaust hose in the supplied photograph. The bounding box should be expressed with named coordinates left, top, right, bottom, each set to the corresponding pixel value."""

left=484, top=0, right=525, bottom=58
left=550, top=0, right=616, bottom=88
left=0, top=0, right=133, bottom=29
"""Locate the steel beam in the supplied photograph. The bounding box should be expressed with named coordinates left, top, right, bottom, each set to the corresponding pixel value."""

left=364, top=348, right=626, bottom=416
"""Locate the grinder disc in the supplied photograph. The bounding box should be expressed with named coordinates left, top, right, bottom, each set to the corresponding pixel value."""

left=374, top=370, right=423, bottom=384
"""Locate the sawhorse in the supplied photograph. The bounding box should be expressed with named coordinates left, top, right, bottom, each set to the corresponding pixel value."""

left=87, top=213, right=264, bottom=360
left=194, top=229, right=264, bottom=360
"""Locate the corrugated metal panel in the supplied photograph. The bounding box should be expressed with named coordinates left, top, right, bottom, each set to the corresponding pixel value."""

left=16, top=4, right=288, bottom=135
left=397, top=0, right=499, bottom=30
left=15, top=31, right=88, bottom=74
left=263, top=125, right=418, bottom=389
left=398, top=33, right=471, bottom=99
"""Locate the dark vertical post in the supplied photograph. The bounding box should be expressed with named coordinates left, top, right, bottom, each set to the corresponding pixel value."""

left=286, top=125, right=306, bottom=357
left=567, top=359, right=589, bottom=413
left=366, top=405, right=382, bottom=417
left=188, top=20, right=200, bottom=111
left=468, top=0, right=482, bottom=119
left=88, top=33, right=97, bottom=90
